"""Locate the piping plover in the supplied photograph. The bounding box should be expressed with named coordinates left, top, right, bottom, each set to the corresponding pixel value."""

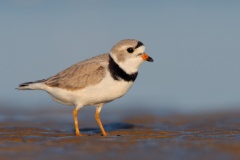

left=17, top=39, right=154, bottom=136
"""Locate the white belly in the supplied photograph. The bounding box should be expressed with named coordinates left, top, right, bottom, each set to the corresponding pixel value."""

left=44, top=72, right=134, bottom=106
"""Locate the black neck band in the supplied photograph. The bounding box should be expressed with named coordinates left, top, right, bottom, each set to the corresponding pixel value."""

left=108, top=56, right=138, bottom=82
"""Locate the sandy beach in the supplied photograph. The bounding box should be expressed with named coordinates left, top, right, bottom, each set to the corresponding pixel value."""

left=0, top=105, right=240, bottom=160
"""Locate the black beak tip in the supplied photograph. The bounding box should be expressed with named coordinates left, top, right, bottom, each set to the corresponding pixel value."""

left=147, top=56, right=154, bottom=62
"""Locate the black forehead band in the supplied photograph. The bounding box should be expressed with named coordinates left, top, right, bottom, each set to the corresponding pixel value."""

left=135, top=41, right=144, bottom=49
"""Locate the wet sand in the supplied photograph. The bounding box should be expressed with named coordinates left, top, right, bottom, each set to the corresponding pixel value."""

left=0, top=106, right=240, bottom=160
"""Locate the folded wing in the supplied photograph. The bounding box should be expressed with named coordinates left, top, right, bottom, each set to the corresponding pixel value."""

left=45, top=54, right=109, bottom=91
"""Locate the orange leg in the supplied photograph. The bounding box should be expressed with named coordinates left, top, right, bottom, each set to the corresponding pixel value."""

left=95, top=104, right=107, bottom=136
left=72, top=107, right=81, bottom=136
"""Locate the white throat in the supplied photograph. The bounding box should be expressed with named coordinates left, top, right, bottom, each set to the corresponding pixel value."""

left=110, top=53, right=143, bottom=74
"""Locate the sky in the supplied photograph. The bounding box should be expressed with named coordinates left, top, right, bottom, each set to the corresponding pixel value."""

left=0, top=0, right=240, bottom=113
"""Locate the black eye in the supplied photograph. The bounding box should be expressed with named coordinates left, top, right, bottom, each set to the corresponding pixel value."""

left=127, top=47, right=134, bottom=53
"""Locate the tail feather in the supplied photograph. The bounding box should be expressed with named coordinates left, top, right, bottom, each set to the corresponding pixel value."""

left=17, top=79, right=46, bottom=90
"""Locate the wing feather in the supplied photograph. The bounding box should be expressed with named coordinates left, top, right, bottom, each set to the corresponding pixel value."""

left=45, top=54, right=110, bottom=90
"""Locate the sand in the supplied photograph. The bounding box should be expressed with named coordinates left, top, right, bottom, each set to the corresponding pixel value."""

left=0, top=105, right=240, bottom=160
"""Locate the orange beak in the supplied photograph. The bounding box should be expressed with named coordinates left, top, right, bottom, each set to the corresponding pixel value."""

left=141, top=53, right=154, bottom=62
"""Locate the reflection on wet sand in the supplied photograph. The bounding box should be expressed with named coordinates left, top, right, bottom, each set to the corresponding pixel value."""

left=0, top=106, right=240, bottom=160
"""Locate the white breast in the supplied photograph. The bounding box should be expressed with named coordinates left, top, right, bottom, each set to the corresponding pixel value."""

left=44, top=72, right=134, bottom=106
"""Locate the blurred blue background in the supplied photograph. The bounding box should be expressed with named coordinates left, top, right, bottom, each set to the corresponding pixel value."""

left=1, top=0, right=240, bottom=113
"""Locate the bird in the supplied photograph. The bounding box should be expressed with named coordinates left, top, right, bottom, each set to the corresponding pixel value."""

left=17, top=39, right=154, bottom=136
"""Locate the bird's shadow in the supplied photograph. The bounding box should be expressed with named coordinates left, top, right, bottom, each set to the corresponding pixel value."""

left=76, top=122, right=134, bottom=135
